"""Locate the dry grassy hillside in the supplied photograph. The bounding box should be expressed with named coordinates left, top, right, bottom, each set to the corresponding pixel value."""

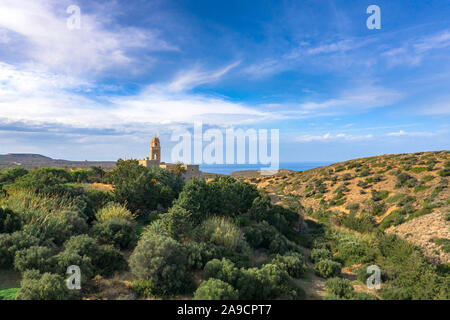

left=239, top=151, right=450, bottom=264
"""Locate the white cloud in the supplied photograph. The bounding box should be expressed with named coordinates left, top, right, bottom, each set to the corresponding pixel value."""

left=306, top=39, right=359, bottom=55
left=298, top=85, right=403, bottom=112
left=0, top=62, right=274, bottom=129
left=242, top=59, right=286, bottom=78
left=416, top=101, right=450, bottom=115
left=381, top=30, right=450, bottom=67
left=167, top=61, right=240, bottom=92
left=386, top=130, right=434, bottom=137
left=295, top=133, right=373, bottom=142
left=414, top=31, right=450, bottom=53
left=0, top=0, right=176, bottom=75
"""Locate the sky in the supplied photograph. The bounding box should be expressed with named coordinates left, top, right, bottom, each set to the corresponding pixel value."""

left=0, top=0, right=449, bottom=163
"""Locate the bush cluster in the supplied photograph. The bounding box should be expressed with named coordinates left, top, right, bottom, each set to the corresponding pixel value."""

left=129, top=234, right=193, bottom=297
left=1, top=163, right=309, bottom=300
left=16, top=270, right=74, bottom=300
left=201, top=258, right=304, bottom=300
left=314, top=259, right=341, bottom=278
left=194, top=278, right=239, bottom=300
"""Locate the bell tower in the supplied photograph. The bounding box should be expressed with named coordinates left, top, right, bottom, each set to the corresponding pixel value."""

left=150, top=136, right=161, bottom=163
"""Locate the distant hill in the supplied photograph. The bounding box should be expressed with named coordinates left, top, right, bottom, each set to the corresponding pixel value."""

left=238, top=151, right=450, bottom=264
left=0, top=153, right=116, bottom=169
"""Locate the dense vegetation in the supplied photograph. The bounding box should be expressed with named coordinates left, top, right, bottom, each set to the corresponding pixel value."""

left=0, top=160, right=306, bottom=300
left=0, top=151, right=448, bottom=300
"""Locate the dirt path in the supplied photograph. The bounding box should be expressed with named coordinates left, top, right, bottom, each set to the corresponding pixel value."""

left=295, top=272, right=326, bottom=300
left=294, top=247, right=327, bottom=300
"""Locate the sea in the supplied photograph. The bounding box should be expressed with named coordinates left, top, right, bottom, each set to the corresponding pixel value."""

left=199, top=162, right=333, bottom=175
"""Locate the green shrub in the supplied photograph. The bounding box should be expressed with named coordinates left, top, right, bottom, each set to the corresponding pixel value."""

left=129, top=235, right=192, bottom=296
left=270, top=252, right=306, bottom=278
left=337, top=212, right=375, bottom=233
left=314, top=259, right=341, bottom=278
left=268, top=233, right=291, bottom=255
left=345, top=203, right=360, bottom=213
left=236, top=264, right=303, bottom=300
left=414, top=185, right=430, bottom=193
left=380, top=286, right=411, bottom=300
left=295, top=235, right=315, bottom=249
left=386, top=193, right=405, bottom=204
left=197, top=217, right=247, bottom=251
left=436, top=263, right=450, bottom=277
left=94, top=244, right=128, bottom=276
left=53, top=250, right=94, bottom=280
left=63, top=235, right=127, bottom=276
left=368, top=200, right=386, bottom=216
left=0, top=168, right=28, bottom=185
left=70, top=167, right=105, bottom=183
left=437, top=161, right=450, bottom=177
left=112, top=160, right=183, bottom=214
left=374, top=234, right=449, bottom=299
left=132, top=279, right=153, bottom=298
left=378, top=210, right=406, bottom=231
left=183, top=242, right=222, bottom=270
left=310, top=248, right=332, bottom=263
left=395, top=172, right=418, bottom=188
left=13, top=168, right=72, bottom=192
left=194, top=278, right=239, bottom=300
left=371, top=190, right=389, bottom=201
left=249, top=194, right=272, bottom=222
left=83, top=188, right=113, bottom=212
left=422, top=175, right=435, bottom=182
left=0, top=207, right=21, bottom=233
left=323, top=293, right=346, bottom=300
left=0, top=231, right=40, bottom=269
left=5, top=190, right=89, bottom=245
left=430, top=238, right=450, bottom=253
left=202, top=258, right=240, bottom=285
left=356, top=264, right=386, bottom=287
left=160, top=205, right=194, bottom=241
left=91, top=218, right=137, bottom=249
left=352, top=292, right=378, bottom=300
left=0, top=287, right=20, bottom=300
left=398, top=195, right=416, bottom=206
left=14, top=246, right=55, bottom=273
left=175, top=177, right=258, bottom=224
left=95, top=202, right=136, bottom=222
left=212, top=246, right=251, bottom=268
left=325, top=277, right=354, bottom=298
left=16, top=270, right=73, bottom=300
left=411, top=167, right=427, bottom=174
left=334, top=240, right=373, bottom=266
left=405, top=207, right=433, bottom=221
left=141, top=219, right=171, bottom=239
left=21, top=209, right=88, bottom=246
left=359, top=168, right=371, bottom=177
left=243, top=221, right=276, bottom=249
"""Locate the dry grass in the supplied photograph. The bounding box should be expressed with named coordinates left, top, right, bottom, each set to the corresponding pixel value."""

left=90, top=183, right=114, bottom=192
left=238, top=151, right=450, bottom=262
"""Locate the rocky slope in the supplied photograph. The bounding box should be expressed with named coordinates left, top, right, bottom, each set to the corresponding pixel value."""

left=237, top=151, right=450, bottom=264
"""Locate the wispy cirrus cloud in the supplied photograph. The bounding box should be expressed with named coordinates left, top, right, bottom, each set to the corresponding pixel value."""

left=386, top=130, right=435, bottom=137
left=295, top=132, right=374, bottom=142
left=381, top=30, right=450, bottom=67
left=167, top=61, right=240, bottom=92
left=297, top=85, right=403, bottom=113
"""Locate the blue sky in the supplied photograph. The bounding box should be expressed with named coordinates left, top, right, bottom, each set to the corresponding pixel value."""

left=0, top=0, right=449, bottom=163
